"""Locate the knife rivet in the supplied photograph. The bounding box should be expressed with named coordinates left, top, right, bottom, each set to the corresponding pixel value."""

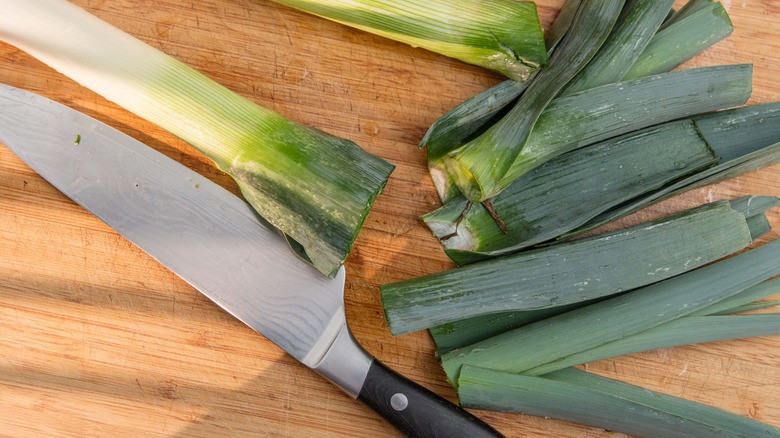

left=390, top=393, right=408, bottom=411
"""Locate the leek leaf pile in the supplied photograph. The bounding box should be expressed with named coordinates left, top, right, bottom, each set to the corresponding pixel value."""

left=383, top=197, right=778, bottom=335
left=0, top=0, right=395, bottom=277
left=381, top=0, right=780, bottom=435
left=424, top=0, right=738, bottom=205
left=382, top=199, right=780, bottom=436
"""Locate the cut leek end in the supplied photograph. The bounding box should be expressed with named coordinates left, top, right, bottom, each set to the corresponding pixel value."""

left=227, top=123, right=394, bottom=277
left=427, top=160, right=462, bottom=204
left=445, top=142, right=508, bottom=203
left=478, top=53, right=540, bottom=83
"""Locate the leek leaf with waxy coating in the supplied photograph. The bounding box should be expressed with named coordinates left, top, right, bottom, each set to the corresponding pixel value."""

left=423, top=0, right=737, bottom=202
left=457, top=366, right=780, bottom=437
left=382, top=200, right=759, bottom=335
left=624, top=0, right=734, bottom=80
left=0, top=0, right=395, bottom=277
left=564, top=102, right=780, bottom=240
left=429, top=64, right=752, bottom=201
left=424, top=119, right=718, bottom=262
left=444, top=0, right=625, bottom=202
left=527, top=314, right=780, bottom=376
left=430, top=277, right=780, bottom=355
left=420, top=0, right=582, bottom=203
left=439, top=238, right=780, bottom=386
left=561, top=0, right=675, bottom=95
left=424, top=102, right=780, bottom=262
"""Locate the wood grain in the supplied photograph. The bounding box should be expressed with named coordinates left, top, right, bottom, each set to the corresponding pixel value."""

left=0, top=1, right=779, bottom=436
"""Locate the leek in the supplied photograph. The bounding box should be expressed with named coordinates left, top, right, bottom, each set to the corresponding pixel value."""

left=624, top=0, right=734, bottom=80
left=561, top=0, right=674, bottom=95
left=528, top=314, right=780, bottom=376
left=565, top=103, right=780, bottom=239
left=431, top=277, right=780, bottom=355
left=457, top=366, right=780, bottom=437
left=424, top=102, right=780, bottom=262
left=429, top=64, right=752, bottom=202
left=382, top=199, right=763, bottom=335
left=0, top=0, right=395, bottom=277
left=269, top=0, right=548, bottom=82
left=443, top=0, right=626, bottom=202
left=526, top=276, right=780, bottom=375
left=425, top=120, right=718, bottom=261
left=439, top=238, right=780, bottom=385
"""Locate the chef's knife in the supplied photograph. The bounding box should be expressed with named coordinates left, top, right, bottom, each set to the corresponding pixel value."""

left=0, top=84, right=503, bottom=438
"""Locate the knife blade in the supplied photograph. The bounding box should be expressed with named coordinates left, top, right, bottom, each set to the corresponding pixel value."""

left=0, top=84, right=503, bottom=438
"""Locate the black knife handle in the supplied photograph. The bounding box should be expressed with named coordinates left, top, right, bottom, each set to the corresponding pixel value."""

left=357, top=359, right=504, bottom=438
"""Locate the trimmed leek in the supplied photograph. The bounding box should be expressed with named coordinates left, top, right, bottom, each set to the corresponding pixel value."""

left=526, top=277, right=780, bottom=375
left=528, top=314, right=780, bottom=376
left=382, top=199, right=761, bottom=335
left=443, top=0, right=625, bottom=202
left=269, top=0, right=548, bottom=82
left=0, top=0, right=395, bottom=277
left=439, top=238, right=780, bottom=386
left=457, top=366, right=780, bottom=437
left=425, top=102, right=780, bottom=261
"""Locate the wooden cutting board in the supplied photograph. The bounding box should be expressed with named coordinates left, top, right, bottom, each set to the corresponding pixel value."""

left=1, top=1, right=779, bottom=436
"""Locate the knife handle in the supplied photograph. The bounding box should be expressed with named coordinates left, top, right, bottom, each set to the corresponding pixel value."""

left=357, top=359, right=504, bottom=438
left=312, top=314, right=503, bottom=437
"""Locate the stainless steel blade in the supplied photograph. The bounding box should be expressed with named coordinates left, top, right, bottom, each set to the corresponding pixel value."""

left=0, top=84, right=365, bottom=387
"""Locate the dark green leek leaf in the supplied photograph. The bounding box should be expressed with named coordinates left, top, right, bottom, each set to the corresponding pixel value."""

left=566, top=102, right=780, bottom=239
left=439, top=239, right=780, bottom=385
left=562, top=0, right=674, bottom=95
left=445, top=0, right=625, bottom=201
left=457, top=366, right=780, bottom=437
left=527, top=314, right=780, bottom=375
left=431, top=277, right=780, bottom=355
left=383, top=200, right=757, bottom=335
left=624, top=0, right=733, bottom=80
left=424, top=120, right=718, bottom=262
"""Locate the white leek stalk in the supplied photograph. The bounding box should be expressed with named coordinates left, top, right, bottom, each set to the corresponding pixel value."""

left=0, top=0, right=394, bottom=277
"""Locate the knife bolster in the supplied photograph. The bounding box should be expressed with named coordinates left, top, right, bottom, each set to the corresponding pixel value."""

left=311, top=318, right=373, bottom=398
